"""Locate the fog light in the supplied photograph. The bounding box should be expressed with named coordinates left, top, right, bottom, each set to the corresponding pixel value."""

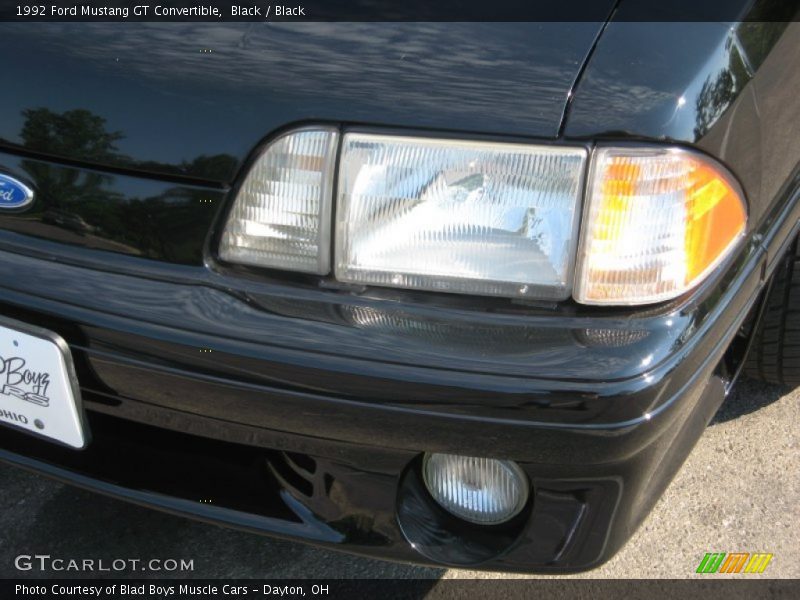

left=422, top=453, right=529, bottom=525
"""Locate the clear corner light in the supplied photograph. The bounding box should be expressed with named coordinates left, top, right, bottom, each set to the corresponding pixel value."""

left=423, top=453, right=529, bottom=525
left=219, top=127, right=338, bottom=274
left=575, top=147, right=747, bottom=305
left=335, top=134, right=587, bottom=299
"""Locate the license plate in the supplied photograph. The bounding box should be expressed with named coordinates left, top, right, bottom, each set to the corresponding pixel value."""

left=0, top=316, right=88, bottom=449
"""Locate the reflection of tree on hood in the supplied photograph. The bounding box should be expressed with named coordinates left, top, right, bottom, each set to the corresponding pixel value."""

left=693, top=20, right=789, bottom=140
left=18, top=108, right=160, bottom=256
left=13, top=107, right=231, bottom=263
left=693, top=70, right=736, bottom=140
left=19, top=108, right=124, bottom=212
left=21, top=108, right=124, bottom=162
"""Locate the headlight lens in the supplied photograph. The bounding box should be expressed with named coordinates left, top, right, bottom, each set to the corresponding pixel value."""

left=219, top=127, right=338, bottom=274
left=220, top=127, right=747, bottom=305
left=335, top=134, right=587, bottom=299
left=574, top=148, right=746, bottom=305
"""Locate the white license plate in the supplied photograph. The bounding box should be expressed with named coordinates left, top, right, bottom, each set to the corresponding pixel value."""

left=0, top=316, right=88, bottom=449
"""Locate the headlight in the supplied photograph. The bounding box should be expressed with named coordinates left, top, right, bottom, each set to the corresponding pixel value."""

left=574, top=148, right=746, bottom=305
left=335, top=134, right=587, bottom=299
left=219, top=127, right=747, bottom=306
left=219, top=127, right=338, bottom=275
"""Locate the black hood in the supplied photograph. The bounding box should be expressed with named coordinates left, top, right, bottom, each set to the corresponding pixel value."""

left=0, top=20, right=614, bottom=183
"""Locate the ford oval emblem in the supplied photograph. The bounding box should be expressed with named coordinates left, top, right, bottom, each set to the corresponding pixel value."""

left=0, top=174, right=34, bottom=210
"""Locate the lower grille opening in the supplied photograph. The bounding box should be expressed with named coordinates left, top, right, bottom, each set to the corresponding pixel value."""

left=0, top=410, right=302, bottom=523
left=266, top=452, right=317, bottom=498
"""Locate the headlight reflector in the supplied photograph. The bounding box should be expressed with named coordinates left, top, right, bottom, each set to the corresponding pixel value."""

left=574, top=148, right=746, bottom=305
left=219, top=127, right=338, bottom=274
left=335, top=134, right=587, bottom=299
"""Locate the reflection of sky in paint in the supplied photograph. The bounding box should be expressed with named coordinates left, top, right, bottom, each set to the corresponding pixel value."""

left=0, top=22, right=604, bottom=170
left=565, top=22, right=746, bottom=141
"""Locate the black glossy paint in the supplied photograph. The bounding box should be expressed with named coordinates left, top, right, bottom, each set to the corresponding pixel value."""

left=0, top=20, right=613, bottom=182
left=0, top=195, right=773, bottom=463
left=0, top=13, right=799, bottom=573
left=0, top=370, right=723, bottom=572
left=0, top=152, right=224, bottom=262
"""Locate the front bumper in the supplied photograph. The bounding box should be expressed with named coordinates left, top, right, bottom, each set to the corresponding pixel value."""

left=0, top=214, right=771, bottom=571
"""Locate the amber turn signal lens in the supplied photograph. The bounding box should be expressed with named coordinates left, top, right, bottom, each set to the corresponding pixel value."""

left=574, top=148, right=746, bottom=305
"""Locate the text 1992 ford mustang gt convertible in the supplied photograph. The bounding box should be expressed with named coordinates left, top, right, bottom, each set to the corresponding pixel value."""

left=0, top=3, right=799, bottom=573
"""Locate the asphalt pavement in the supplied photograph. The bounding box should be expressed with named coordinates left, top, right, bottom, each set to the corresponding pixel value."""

left=0, top=376, right=797, bottom=580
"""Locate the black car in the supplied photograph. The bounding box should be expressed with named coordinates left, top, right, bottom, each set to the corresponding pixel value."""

left=1, top=6, right=799, bottom=573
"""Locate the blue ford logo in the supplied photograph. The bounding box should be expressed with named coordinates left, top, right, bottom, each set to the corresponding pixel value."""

left=0, top=174, right=34, bottom=210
